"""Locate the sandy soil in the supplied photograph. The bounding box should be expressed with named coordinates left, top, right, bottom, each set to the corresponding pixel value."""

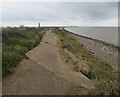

left=2, top=29, right=95, bottom=95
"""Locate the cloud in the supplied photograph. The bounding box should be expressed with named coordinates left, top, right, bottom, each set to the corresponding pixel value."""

left=1, top=2, right=118, bottom=26
left=0, top=0, right=119, bottom=2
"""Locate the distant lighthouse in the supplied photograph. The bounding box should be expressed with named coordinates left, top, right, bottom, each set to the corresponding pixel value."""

left=38, top=23, right=40, bottom=27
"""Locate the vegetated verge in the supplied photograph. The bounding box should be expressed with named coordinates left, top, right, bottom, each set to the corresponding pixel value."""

left=63, top=28, right=118, bottom=71
left=55, top=27, right=118, bottom=95
left=2, top=26, right=49, bottom=76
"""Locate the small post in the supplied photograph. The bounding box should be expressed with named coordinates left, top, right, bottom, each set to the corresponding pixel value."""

left=38, top=23, right=40, bottom=27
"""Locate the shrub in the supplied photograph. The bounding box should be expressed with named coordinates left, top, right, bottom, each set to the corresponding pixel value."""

left=2, top=27, right=47, bottom=76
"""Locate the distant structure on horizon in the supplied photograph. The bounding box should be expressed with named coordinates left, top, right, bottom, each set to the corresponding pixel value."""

left=38, top=23, right=40, bottom=27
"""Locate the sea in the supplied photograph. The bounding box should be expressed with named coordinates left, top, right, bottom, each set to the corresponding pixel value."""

left=65, top=27, right=118, bottom=45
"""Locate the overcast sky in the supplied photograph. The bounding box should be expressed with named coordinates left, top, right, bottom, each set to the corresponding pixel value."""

left=1, top=2, right=118, bottom=27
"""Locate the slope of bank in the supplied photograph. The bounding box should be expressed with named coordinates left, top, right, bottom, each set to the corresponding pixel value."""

left=56, top=28, right=118, bottom=95
left=64, top=28, right=118, bottom=71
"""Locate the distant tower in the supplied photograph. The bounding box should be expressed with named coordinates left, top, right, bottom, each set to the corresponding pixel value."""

left=38, top=23, right=40, bottom=27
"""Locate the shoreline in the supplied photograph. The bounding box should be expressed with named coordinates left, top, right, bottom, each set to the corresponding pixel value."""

left=63, top=28, right=118, bottom=71
left=64, top=28, right=119, bottom=50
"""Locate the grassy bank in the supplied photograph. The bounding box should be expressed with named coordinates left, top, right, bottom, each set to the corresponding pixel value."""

left=55, top=27, right=118, bottom=95
left=2, top=26, right=49, bottom=76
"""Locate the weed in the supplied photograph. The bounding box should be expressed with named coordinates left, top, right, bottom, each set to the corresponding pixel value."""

left=55, top=27, right=118, bottom=95
left=2, top=27, right=49, bottom=76
left=74, top=61, right=78, bottom=65
left=65, top=59, right=69, bottom=62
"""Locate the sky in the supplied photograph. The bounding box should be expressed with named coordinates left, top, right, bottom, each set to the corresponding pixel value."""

left=0, top=1, right=118, bottom=27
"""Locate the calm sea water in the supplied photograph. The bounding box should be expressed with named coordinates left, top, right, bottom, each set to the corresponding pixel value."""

left=65, top=27, right=118, bottom=45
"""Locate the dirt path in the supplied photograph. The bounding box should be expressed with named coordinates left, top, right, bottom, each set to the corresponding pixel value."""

left=3, top=29, right=95, bottom=95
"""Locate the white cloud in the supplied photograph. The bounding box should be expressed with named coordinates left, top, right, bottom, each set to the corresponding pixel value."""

left=0, top=3, right=2, bottom=27
left=0, top=0, right=119, bottom=2
left=2, top=17, right=118, bottom=27
left=1, top=2, right=118, bottom=27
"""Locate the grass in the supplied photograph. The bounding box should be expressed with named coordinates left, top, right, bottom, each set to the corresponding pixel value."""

left=2, top=26, right=49, bottom=76
left=80, top=67, right=95, bottom=79
left=55, top=27, right=118, bottom=95
left=74, top=61, right=78, bottom=65
left=65, top=56, right=72, bottom=62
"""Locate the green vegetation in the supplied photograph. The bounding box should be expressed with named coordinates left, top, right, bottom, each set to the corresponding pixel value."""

left=55, top=27, right=118, bottom=95
left=80, top=67, right=95, bottom=79
left=65, top=57, right=71, bottom=62
left=74, top=61, right=78, bottom=65
left=2, top=26, right=49, bottom=76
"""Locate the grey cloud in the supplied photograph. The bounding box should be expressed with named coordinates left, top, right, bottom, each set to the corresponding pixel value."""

left=59, top=2, right=117, bottom=20
left=2, top=2, right=117, bottom=22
